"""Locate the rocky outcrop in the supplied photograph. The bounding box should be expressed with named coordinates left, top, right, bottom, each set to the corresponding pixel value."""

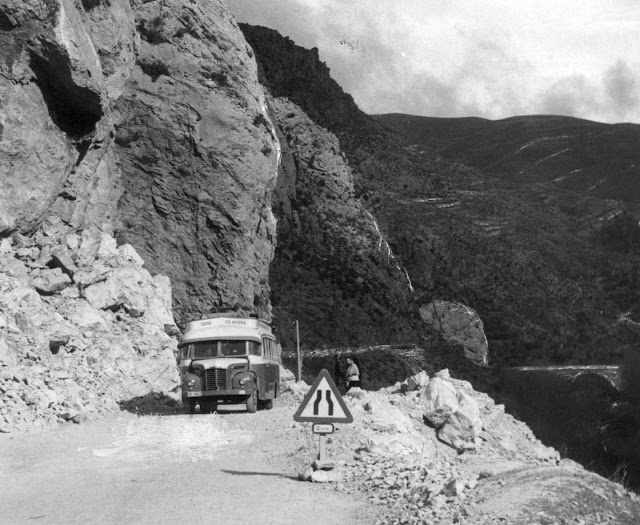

left=0, top=220, right=179, bottom=432
left=112, top=0, right=279, bottom=323
left=419, top=300, right=489, bottom=366
left=267, top=97, right=418, bottom=348
left=421, top=369, right=483, bottom=452
left=0, top=0, right=279, bottom=324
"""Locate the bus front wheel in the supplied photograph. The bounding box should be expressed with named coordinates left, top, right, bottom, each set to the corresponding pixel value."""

left=246, top=392, right=257, bottom=413
left=184, top=401, right=196, bottom=415
left=259, top=398, right=273, bottom=410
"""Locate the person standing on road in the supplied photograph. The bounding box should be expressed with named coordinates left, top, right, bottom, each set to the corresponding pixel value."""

left=345, top=356, right=360, bottom=391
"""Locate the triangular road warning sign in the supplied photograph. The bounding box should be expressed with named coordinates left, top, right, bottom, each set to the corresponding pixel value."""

left=293, top=369, right=354, bottom=424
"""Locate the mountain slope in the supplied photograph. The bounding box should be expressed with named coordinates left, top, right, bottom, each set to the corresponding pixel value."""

left=375, top=114, right=640, bottom=214
left=244, top=25, right=640, bottom=364
left=268, top=97, right=418, bottom=349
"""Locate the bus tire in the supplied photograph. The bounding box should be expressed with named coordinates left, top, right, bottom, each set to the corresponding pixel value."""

left=262, top=398, right=273, bottom=410
left=246, top=392, right=258, bottom=413
left=184, top=401, right=196, bottom=415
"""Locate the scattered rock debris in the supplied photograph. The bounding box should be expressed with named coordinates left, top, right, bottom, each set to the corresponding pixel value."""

left=279, top=369, right=640, bottom=524
left=0, top=220, right=179, bottom=433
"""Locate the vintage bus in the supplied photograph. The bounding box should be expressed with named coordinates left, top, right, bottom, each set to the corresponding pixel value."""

left=177, top=315, right=281, bottom=414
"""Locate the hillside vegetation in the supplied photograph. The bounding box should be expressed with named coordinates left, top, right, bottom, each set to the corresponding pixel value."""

left=243, top=25, right=640, bottom=365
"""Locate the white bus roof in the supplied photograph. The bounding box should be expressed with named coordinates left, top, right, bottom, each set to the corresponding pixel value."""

left=182, top=317, right=274, bottom=344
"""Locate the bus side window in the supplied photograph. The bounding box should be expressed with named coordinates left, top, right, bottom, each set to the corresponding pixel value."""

left=179, top=344, right=190, bottom=361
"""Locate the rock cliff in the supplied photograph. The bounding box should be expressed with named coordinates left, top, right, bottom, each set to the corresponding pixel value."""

left=268, top=96, right=418, bottom=348
left=0, top=0, right=279, bottom=324
left=240, top=24, right=432, bottom=348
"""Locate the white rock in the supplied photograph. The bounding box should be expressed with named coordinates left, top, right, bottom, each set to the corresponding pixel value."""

left=65, top=232, right=80, bottom=252
left=422, top=377, right=459, bottom=428
left=437, top=411, right=479, bottom=452
left=311, top=469, right=342, bottom=483
left=117, top=244, right=145, bottom=266
left=30, top=268, right=72, bottom=294
left=435, top=369, right=451, bottom=380
left=365, top=397, right=414, bottom=434
left=279, top=365, right=296, bottom=382
left=402, top=370, right=429, bottom=392
left=70, top=301, right=109, bottom=332
left=84, top=281, right=114, bottom=310
left=457, top=390, right=482, bottom=429
left=78, top=228, right=103, bottom=266
left=97, top=233, right=118, bottom=260
left=0, top=237, right=13, bottom=254
left=0, top=337, right=17, bottom=367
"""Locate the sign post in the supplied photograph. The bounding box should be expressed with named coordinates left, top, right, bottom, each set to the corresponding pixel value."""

left=295, top=320, right=301, bottom=382
left=294, top=369, right=353, bottom=471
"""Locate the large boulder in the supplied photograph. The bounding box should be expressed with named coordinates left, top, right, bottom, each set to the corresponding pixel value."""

left=421, top=377, right=460, bottom=428
left=419, top=300, right=489, bottom=366
left=422, top=374, right=483, bottom=452
left=438, top=390, right=482, bottom=452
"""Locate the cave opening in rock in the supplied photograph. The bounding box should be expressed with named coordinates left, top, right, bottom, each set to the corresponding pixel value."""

left=29, top=49, right=103, bottom=141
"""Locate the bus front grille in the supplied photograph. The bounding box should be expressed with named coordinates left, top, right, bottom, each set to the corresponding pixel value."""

left=205, top=368, right=227, bottom=390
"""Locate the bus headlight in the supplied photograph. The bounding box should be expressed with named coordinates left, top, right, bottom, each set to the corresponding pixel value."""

left=187, top=379, right=196, bottom=387
left=232, top=372, right=255, bottom=389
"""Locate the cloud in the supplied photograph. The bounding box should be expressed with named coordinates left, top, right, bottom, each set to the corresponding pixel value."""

left=604, top=60, right=638, bottom=118
left=538, top=61, right=639, bottom=122
left=227, top=0, right=640, bottom=124
left=226, top=0, right=322, bottom=47
left=539, top=75, right=600, bottom=118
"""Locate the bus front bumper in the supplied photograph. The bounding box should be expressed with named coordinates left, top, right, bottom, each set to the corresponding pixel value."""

left=185, top=389, right=252, bottom=398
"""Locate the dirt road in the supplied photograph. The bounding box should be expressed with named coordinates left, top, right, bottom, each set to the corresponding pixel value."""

left=0, top=403, right=376, bottom=525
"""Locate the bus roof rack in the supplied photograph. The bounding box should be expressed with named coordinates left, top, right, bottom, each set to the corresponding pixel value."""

left=193, top=312, right=271, bottom=326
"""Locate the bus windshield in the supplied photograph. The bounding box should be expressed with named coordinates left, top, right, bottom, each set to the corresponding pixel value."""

left=190, top=340, right=261, bottom=359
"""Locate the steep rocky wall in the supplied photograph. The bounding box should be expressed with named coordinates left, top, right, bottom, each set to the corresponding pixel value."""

left=112, top=0, right=279, bottom=323
left=0, top=0, right=279, bottom=324
left=268, top=97, right=419, bottom=348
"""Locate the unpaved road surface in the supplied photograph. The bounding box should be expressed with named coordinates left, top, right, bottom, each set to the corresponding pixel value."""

left=0, top=403, right=376, bottom=525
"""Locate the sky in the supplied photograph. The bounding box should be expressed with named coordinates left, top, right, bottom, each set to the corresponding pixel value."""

left=226, top=0, right=640, bottom=124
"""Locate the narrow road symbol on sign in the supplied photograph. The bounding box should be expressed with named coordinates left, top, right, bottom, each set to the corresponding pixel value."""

left=293, top=369, right=353, bottom=424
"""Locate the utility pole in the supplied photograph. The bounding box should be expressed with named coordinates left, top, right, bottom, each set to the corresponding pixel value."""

left=296, top=319, right=301, bottom=382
